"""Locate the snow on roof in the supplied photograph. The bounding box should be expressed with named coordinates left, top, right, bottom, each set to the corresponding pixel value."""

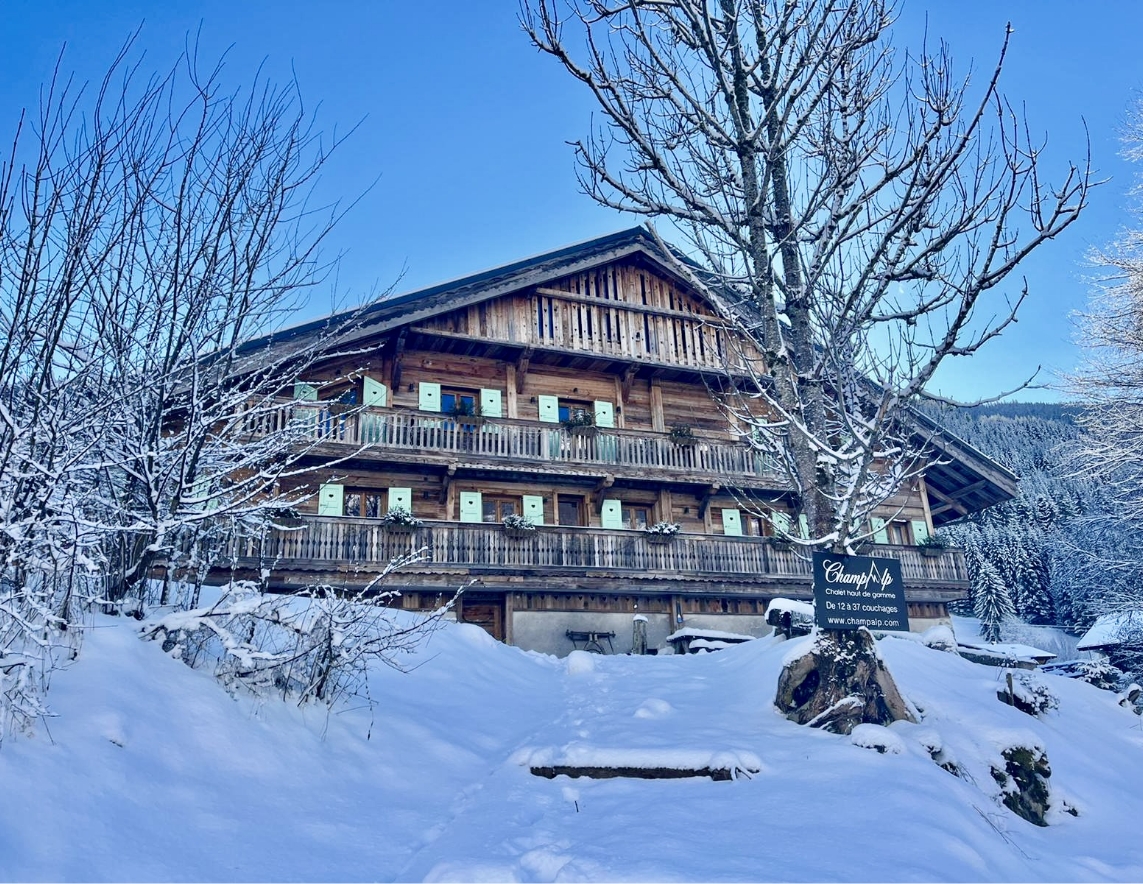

left=957, top=642, right=1057, bottom=663
left=1077, top=611, right=1143, bottom=650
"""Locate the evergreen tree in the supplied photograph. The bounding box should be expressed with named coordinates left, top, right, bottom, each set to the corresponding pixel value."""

left=974, top=560, right=1015, bottom=643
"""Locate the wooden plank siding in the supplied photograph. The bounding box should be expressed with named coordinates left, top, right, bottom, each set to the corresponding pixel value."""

left=412, top=261, right=759, bottom=373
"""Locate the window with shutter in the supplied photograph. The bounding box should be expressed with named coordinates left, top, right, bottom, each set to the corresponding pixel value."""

left=459, top=491, right=483, bottom=523
left=419, top=382, right=442, bottom=412
left=537, top=395, right=560, bottom=423
left=363, top=376, right=387, bottom=407
left=317, top=483, right=343, bottom=516
left=479, top=388, right=503, bottom=418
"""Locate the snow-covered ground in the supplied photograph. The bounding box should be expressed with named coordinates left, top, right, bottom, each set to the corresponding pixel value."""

left=3, top=613, right=1143, bottom=882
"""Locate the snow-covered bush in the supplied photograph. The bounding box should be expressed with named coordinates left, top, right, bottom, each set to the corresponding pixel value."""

left=502, top=513, right=537, bottom=532
left=380, top=507, right=423, bottom=529
left=997, top=671, right=1059, bottom=717
left=644, top=521, right=681, bottom=537
left=141, top=562, right=455, bottom=710
left=1043, top=658, right=1123, bottom=691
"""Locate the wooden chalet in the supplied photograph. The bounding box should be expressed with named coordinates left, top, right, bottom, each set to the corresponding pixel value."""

left=220, top=227, right=1017, bottom=655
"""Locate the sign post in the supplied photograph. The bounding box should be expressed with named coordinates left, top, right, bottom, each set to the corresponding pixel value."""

left=812, top=552, right=909, bottom=631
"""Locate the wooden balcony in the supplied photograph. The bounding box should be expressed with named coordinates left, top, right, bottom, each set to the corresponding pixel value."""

left=252, top=404, right=782, bottom=485
left=220, top=517, right=970, bottom=598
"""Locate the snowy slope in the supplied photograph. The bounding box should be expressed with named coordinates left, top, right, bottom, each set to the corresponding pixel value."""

left=3, top=614, right=1143, bottom=882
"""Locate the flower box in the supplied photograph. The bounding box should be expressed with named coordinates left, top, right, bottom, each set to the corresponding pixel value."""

left=383, top=522, right=417, bottom=535
left=646, top=533, right=676, bottom=545
left=504, top=525, right=536, bottom=539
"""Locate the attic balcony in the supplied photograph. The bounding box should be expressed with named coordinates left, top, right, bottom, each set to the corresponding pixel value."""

left=218, top=517, right=971, bottom=601
left=255, top=402, right=784, bottom=487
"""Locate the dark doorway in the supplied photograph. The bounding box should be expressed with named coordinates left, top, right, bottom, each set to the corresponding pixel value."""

left=458, top=592, right=505, bottom=641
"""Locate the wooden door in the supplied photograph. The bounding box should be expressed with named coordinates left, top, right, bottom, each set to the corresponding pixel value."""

left=459, top=593, right=504, bottom=641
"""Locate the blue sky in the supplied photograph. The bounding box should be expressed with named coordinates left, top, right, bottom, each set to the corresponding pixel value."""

left=2, top=1, right=1141, bottom=402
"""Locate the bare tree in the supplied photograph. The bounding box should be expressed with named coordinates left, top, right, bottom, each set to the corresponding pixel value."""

left=0, top=36, right=375, bottom=740
left=524, top=0, right=1091, bottom=552
left=1067, top=100, right=1143, bottom=651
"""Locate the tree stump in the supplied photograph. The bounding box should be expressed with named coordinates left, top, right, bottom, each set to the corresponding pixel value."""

left=774, top=628, right=916, bottom=734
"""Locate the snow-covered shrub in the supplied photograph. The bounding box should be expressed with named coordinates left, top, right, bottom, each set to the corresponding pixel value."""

left=380, top=507, right=423, bottom=529
left=921, top=625, right=959, bottom=653
left=1042, top=658, right=1123, bottom=691
left=141, top=562, right=454, bottom=710
left=990, top=743, right=1053, bottom=827
left=997, top=671, right=1059, bottom=717
left=502, top=513, right=537, bottom=532
left=644, top=521, right=681, bottom=537
left=0, top=570, right=92, bottom=744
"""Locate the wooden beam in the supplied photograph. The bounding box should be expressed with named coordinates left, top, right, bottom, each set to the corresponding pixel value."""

left=621, top=364, right=638, bottom=402
left=649, top=378, right=665, bottom=433
left=593, top=474, right=615, bottom=511
left=442, top=462, right=458, bottom=508
left=697, top=483, right=721, bottom=518
left=515, top=347, right=534, bottom=393
left=926, top=484, right=969, bottom=518
left=389, top=327, right=408, bottom=393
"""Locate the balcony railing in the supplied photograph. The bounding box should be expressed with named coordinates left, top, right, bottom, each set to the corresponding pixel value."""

left=223, top=517, right=969, bottom=588
left=250, top=404, right=781, bottom=482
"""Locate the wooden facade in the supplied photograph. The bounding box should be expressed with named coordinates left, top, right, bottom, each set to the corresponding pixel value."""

left=217, top=228, right=1016, bottom=655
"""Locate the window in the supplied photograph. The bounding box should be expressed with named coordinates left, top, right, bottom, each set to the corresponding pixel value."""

left=622, top=505, right=650, bottom=530
left=558, top=400, right=593, bottom=423
left=481, top=495, right=520, bottom=523
left=441, top=389, right=478, bottom=417
left=887, top=520, right=912, bottom=545
left=342, top=490, right=388, bottom=518
left=558, top=496, right=585, bottom=526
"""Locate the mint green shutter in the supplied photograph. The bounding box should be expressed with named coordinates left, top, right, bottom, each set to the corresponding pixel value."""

left=459, top=491, right=482, bottom=523
left=871, top=517, right=889, bottom=544
left=318, top=483, right=343, bottom=516
left=771, top=511, right=791, bottom=537
left=522, top=495, right=544, bottom=525
left=480, top=388, right=503, bottom=418
left=593, top=400, right=615, bottom=428
left=387, top=487, right=412, bottom=513
left=419, top=382, right=441, bottom=412
left=600, top=498, right=623, bottom=529
left=798, top=514, right=810, bottom=539
left=363, top=376, right=387, bottom=407
left=537, top=394, right=559, bottom=423
left=911, top=519, right=930, bottom=545
left=293, top=382, right=318, bottom=401
left=721, top=508, right=743, bottom=536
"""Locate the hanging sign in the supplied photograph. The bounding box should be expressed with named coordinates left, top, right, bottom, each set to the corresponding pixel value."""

left=812, top=552, right=909, bottom=631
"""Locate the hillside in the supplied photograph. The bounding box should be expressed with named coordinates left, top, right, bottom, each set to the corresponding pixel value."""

left=924, top=401, right=1116, bottom=631
left=2, top=611, right=1142, bottom=882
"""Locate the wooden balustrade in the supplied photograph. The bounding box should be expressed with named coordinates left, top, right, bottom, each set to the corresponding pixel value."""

left=246, top=403, right=781, bottom=481
left=528, top=291, right=748, bottom=371
left=224, top=517, right=969, bottom=587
